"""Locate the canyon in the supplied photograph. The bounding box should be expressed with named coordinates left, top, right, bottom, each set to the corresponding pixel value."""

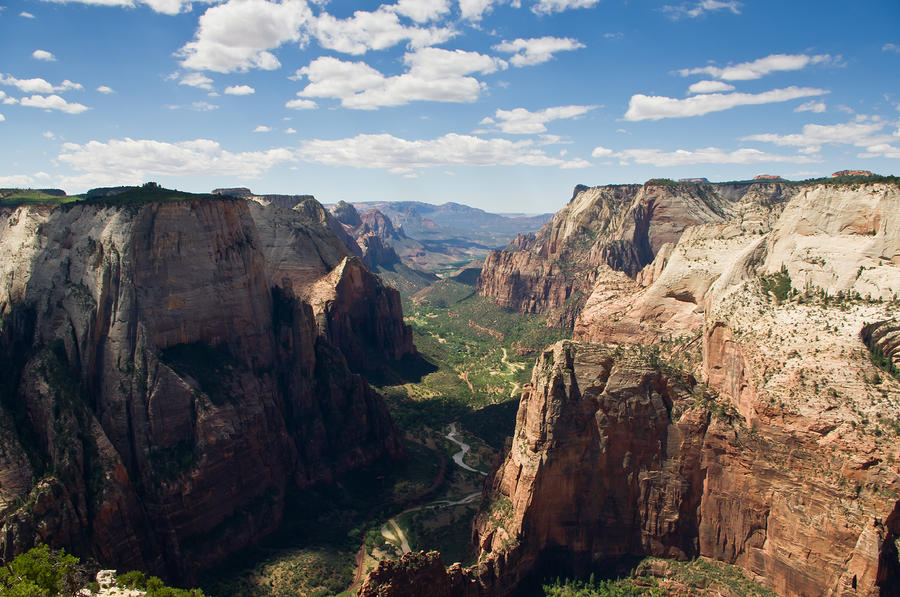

left=360, top=177, right=900, bottom=596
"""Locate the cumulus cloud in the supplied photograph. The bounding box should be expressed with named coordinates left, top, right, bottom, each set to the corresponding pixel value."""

left=253, top=125, right=271, bottom=132
left=20, top=11, right=36, bottom=18
left=42, top=0, right=214, bottom=16
left=794, top=100, right=825, bottom=113
left=492, top=36, right=584, bottom=67
left=0, top=114, right=5, bottom=122
left=0, top=74, right=83, bottom=94
left=687, top=80, right=734, bottom=94
left=0, top=174, right=36, bottom=187
left=57, top=137, right=295, bottom=189
left=614, top=146, right=815, bottom=167
left=458, top=0, right=502, bottom=21
left=531, top=0, right=601, bottom=16
left=295, top=47, right=506, bottom=109
left=296, top=132, right=590, bottom=173
left=285, top=127, right=297, bottom=134
left=179, top=72, right=214, bottom=89
left=32, top=50, right=56, bottom=61
left=224, top=84, right=255, bottom=95
left=624, top=86, right=827, bottom=121
left=481, top=104, right=596, bottom=134
left=20, top=94, right=89, bottom=114
left=591, top=146, right=613, bottom=157
left=179, top=0, right=313, bottom=73
left=389, top=0, right=451, bottom=23
left=311, top=6, right=456, bottom=55
left=678, top=53, right=833, bottom=81
left=883, top=43, right=900, bottom=53
left=662, top=0, right=740, bottom=20
left=285, top=97, right=317, bottom=109
left=96, top=85, right=114, bottom=94
left=742, top=119, right=897, bottom=154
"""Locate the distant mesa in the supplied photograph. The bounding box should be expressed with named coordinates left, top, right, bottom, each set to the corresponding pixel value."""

left=211, top=187, right=253, bottom=198
left=753, top=174, right=784, bottom=181
left=832, top=169, right=875, bottom=178
left=678, top=177, right=709, bottom=183
left=85, top=185, right=141, bottom=198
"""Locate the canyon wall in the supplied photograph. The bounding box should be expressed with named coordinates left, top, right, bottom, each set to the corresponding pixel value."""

left=0, top=195, right=406, bottom=580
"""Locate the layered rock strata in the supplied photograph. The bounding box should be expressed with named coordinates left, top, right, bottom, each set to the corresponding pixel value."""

left=0, top=196, right=405, bottom=580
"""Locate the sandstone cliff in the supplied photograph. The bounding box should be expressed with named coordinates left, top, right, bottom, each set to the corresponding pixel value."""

left=0, top=194, right=405, bottom=581
left=473, top=341, right=899, bottom=596
left=477, top=181, right=790, bottom=327
left=249, top=197, right=415, bottom=372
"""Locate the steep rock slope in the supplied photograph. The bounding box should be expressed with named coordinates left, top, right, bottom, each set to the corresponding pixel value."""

left=477, top=181, right=789, bottom=327
left=473, top=341, right=899, bottom=597
left=0, top=197, right=403, bottom=580
left=249, top=198, right=415, bottom=372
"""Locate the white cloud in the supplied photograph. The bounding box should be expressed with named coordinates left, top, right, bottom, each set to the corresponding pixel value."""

left=742, top=119, right=897, bottom=154
left=614, top=146, right=815, bottom=167
left=0, top=74, right=83, bottom=94
left=531, top=0, right=601, bottom=16
left=458, top=0, right=500, bottom=21
left=483, top=104, right=596, bottom=134
left=296, top=132, right=590, bottom=172
left=0, top=114, right=5, bottom=122
left=883, top=43, right=900, bottom=54
left=32, top=50, right=56, bottom=61
left=662, top=0, right=741, bottom=20
left=42, top=0, right=213, bottom=16
left=43, top=131, right=55, bottom=138
left=624, top=86, right=828, bottom=121
left=179, top=72, right=214, bottom=89
left=96, top=85, right=115, bottom=94
left=20, top=94, right=89, bottom=114
left=253, top=125, right=272, bottom=132
left=179, top=0, right=313, bottom=73
left=492, top=36, right=584, bottom=67
left=224, top=84, right=255, bottom=95
left=678, top=53, right=833, bottom=81
left=0, top=174, right=36, bottom=187
left=311, top=6, right=456, bottom=55
left=285, top=127, right=297, bottom=134
left=794, top=100, right=825, bottom=113
left=591, top=146, right=613, bottom=157
left=20, top=11, right=36, bottom=18
left=390, top=0, right=451, bottom=23
left=57, top=137, right=295, bottom=189
left=191, top=101, right=218, bottom=111
left=285, top=97, right=317, bottom=109
left=687, top=80, right=734, bottom=94
left=296, top=48, right=506, bottom=109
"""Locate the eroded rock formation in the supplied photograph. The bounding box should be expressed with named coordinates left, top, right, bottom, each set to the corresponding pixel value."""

left=0, top=195, right=405, bottom=581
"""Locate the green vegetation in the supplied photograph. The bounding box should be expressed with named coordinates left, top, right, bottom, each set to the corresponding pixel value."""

left=542, top=558, right=778, bottom=597
left=80, top=182, right=227, bottom=208
left=0, top=189, right=73, bottom=208
left=760, top=265, right=792, bottom=303
left=202, top=440, right=446, bottom=597
left=381, top=280, right=567, bottom=439
left=0, top=545, right=204, bottom=597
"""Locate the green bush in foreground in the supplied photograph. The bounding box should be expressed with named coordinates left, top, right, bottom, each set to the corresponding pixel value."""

left=0, top=545, right=206, bottom=597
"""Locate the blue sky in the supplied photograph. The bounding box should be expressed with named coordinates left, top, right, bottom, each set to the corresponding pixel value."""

left=1, top=0, right=899, bottom=213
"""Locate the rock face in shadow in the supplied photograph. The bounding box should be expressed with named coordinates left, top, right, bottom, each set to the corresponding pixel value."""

left=0, top=197, right=404, bottom=581
left=248, top=198, right=415, bottom=373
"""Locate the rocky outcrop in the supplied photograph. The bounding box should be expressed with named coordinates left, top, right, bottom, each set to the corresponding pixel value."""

left=0, top=196, right=404, bottom=581
left=249, top=198, right=414, bottom=373
left=477, top=181, right=783, bottom=327
left=474, top=341, right=900, bottom=597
